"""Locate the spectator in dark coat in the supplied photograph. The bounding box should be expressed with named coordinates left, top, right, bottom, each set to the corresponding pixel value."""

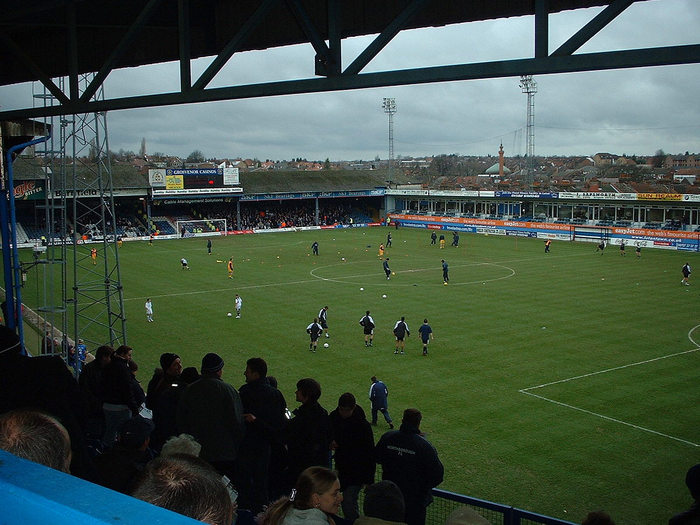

left=0, top=325, right=96, bottom=481
left=176, top=352, right=245, bottom=482
left=146, top=353, right=182, bottom=412
left=375, top=408, right=444, bottom=525
left=150, top=365, right=199, bottom=453
left=670, top=463, right=700, bottom=525
left=237, top=357, right=288, bottom=513
left=94, top=415, right=155, bottom=494
left=101, top=345, right=139, bottom=448
left=78, top=344, right=113, bottom=439
left=283, top=378, right=331, bottom=494
left=145, top=353, right=183, bottom=451
left=330, top=392, right=376, bottom=522
left=127, top=359, right=146, bottom=409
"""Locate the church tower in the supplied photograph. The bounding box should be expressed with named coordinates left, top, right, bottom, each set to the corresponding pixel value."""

left=499, top=143, right=505, bottom=177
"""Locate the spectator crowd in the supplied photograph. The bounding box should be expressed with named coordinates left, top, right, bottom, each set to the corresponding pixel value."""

left=0, top=324, right=696, bottom=525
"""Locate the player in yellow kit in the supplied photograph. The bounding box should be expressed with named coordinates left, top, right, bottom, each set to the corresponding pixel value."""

left=227, top=257, right=234, bottom=279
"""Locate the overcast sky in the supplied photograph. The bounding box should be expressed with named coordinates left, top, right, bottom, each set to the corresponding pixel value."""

left=2, top=0, right=699, bottom=161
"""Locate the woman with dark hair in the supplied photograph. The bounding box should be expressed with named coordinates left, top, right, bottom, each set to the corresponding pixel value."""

left=259, top=466, right=342, bottom=525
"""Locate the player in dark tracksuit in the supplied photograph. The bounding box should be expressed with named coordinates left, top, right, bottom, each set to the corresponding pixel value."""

left=392, top=317, right=409, bottom=355
left=383, top=258, right=391, bottom=280
left=682, top=262, right=691, bottom=285
left=441, top=259, right=449, bottom=284
left=318, top=306, right=329, bottom=338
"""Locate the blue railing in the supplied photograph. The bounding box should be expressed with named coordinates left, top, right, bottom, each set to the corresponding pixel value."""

left=0, top=449, right=575, bottom=525
left=428, top=488, right=576, bottom=525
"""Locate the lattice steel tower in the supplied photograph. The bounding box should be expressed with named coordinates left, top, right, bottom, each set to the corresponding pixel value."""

left=519, top=75, right=537, bottom=188
left=31, top=74, right=127, bottom=362
left=382, top=97, right=397, bottom=166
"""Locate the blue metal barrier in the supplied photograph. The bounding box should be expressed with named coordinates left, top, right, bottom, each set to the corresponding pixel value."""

left=0, top=450, right=199, bottom=525
left=0, top=449, right=576, bottom=525
left=428, top=488, right=577, bottom=525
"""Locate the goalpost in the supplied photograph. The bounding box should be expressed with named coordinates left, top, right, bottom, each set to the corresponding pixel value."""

left=571, top=224, right=609, bottom=244
left=176, top=219, right=228, bottom=237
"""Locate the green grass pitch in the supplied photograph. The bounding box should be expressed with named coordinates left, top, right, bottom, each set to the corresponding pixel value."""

left=17, top=227, right=700, bottom=524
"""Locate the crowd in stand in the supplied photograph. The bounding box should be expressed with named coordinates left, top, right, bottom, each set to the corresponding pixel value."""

left=1, top=323, right=697, bottom=525
left=237, top=203, right=355, bottom=230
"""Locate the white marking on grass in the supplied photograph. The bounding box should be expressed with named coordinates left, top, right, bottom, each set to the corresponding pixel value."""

left=520, top=345, right=700, bottom=447
left=688, top=324, right=700, bottom=348
left=309, top=261, right=515, bottom=286
left=520, top=389, right=698, bottom=447
left=123, top=278, right=319, bottom=301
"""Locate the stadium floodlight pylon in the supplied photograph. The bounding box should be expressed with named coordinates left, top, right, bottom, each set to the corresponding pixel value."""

left=31, top=74, right=127, bottom=363
left=176, top=219, right=228, bottom=237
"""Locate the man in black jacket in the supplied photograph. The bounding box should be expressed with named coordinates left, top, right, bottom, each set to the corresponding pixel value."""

left=375, top=408, right=444, bottom=525
left=237, top=357, right=288, bottom=513
left=283, top=377, right=331, bottom=492
left=330, top=392, right=375, bottom=522
left=101, top=345, right=139, bottom=448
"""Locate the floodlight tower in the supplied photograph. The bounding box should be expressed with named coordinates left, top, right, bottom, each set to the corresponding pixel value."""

left=382, top=97, right=397, bottom=167
left=519, top=75, right=537, bottom=188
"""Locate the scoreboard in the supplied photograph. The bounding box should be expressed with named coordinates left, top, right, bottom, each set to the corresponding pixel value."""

left=148, top=168, right=242, bottom=196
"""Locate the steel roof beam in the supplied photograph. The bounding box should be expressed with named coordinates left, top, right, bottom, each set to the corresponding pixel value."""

left=2, top=44, right=697, bottom=121
left=192, top=0, right=281, bottom=91
left=553, top=0, right=635, bottom=56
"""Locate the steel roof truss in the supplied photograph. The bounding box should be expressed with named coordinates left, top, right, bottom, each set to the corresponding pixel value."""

left=80, top=0, right=167, bottom=104
left=192, top=0, right=281, bottom=91
left=343, top=0, right=432, bottom=76
left=553, top=0, right=634, bottom=57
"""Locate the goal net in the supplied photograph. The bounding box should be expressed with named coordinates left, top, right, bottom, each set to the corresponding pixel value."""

left=571, top=225, right=609, bottom=244
left=176, top=219, right=228, bottom=237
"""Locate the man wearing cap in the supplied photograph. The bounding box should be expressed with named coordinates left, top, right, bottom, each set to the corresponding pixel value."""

left=176, top=352, right=245, bottom=481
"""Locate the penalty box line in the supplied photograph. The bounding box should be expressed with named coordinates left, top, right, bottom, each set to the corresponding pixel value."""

left=519, top=346, right=700, bottom=448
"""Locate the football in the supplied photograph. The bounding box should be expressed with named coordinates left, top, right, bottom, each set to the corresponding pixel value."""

left=323, top=342, right=329, bottom=348
left=392, top=272, right=396, bottom=275
left=227, top=312, right=232, bottom=317
left=382, top=294, right=387, bottom=298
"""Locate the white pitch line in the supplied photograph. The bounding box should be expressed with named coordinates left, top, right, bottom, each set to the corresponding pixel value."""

left=124, top=278, right=319, bottom=302
left=521, top=347, right=700, bottom=391
left=520, top=332, right=700, bottom=448
left=520, top=389, right=699, bottom=447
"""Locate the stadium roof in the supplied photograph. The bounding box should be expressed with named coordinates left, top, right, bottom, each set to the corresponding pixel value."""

left=2, top=0, right=699, bottom=121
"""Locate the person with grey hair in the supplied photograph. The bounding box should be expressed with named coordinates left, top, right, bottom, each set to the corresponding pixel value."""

left=0, top=409, right=72, bottom=473
left=131, top=453, right=235, bottom=525
left=444, top=506, right=491, bottom=525
left=160, top=433, right=202, bottom=457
